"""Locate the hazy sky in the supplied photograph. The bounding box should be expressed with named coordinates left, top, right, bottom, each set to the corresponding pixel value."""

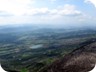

left=0, top=0, right=96, bottom=26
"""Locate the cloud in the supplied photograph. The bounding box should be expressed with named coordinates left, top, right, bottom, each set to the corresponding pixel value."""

left=0, top=0, right=81, bottom=17
left=50, top=0, right=56, bottom=2
left=0, top=11, right=13, bottom=17
left=25, top=4, right=82, bottom=16
left=50, top=0, right=56, bottom=3
left=85, top=0, right=96, bottom=7
left=0, top=0, right=34, bottom=16
left=55, top=4, right=82, bottom=16
left=0, top=0, right=84, bottom=25
left=25, top=7, right=49, bottom=16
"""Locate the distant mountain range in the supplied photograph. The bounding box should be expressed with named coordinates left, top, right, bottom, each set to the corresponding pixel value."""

left=39, top=39, right=96, bottom=72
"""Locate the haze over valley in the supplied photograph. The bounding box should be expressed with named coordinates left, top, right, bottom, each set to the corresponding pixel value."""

left=0, top=0, right=96, bottom=72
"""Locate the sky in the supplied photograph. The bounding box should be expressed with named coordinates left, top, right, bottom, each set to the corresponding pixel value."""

left=0, top=0, right=96, bottom=26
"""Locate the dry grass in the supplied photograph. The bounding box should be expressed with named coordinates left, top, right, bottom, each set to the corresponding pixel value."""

left=40, top=42, right=96, bottom=72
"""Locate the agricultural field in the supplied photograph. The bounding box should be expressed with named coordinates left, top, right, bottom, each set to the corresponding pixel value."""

left=0, top=25, right=96, bottom=72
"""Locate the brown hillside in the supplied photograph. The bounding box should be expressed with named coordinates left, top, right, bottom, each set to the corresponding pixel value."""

left=39, top=40, right=96, bottom=72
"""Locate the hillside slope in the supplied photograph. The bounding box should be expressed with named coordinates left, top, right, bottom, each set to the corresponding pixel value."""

left=39, top=39, right=96, bottom=72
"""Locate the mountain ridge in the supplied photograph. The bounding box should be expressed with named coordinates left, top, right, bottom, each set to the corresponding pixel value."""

left=39, top=39, right=96, bottom=72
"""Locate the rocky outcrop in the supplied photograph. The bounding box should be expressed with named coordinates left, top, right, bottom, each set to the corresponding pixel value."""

left=39, top=40, right=96, bottom=72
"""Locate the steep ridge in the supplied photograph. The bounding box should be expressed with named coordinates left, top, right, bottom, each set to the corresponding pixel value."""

left=39, top=39, right=96, bottom=72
